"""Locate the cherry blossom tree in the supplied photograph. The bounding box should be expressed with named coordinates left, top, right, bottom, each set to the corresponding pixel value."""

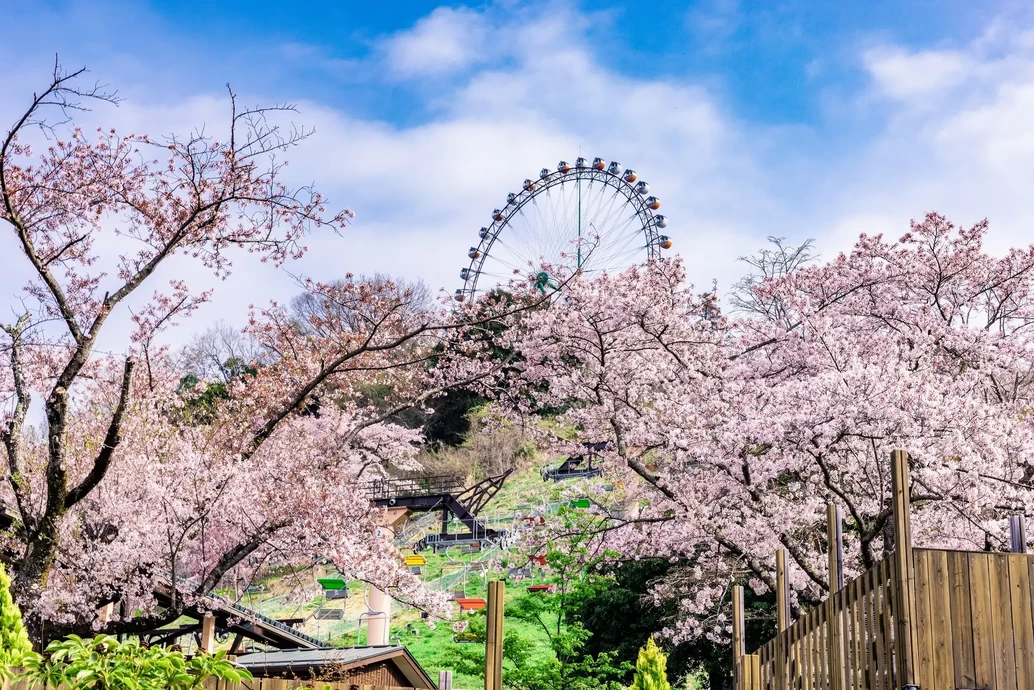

left=490, top=214, right=1034, bottom=641
left=0, top=63, right=498, bottom=639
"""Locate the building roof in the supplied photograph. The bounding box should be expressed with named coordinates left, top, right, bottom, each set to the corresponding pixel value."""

left=235, top=645, right=437, bottom=689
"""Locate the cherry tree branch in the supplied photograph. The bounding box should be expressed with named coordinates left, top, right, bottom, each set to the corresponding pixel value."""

left=64, top=358, right=135, bottom=509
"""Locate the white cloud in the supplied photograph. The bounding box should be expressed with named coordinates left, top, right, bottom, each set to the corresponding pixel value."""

left=382, top=7, right=491, bottom=78
left=7, top=3, right=1034, bottom=359
left=863, top=47, right=974, bottom=101
left=846, top=22, right=1034, bottom=248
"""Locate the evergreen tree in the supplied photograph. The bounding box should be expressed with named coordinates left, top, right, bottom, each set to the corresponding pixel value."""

left=0, top=562, right=32, bottom=665
left=632, top=638, right=672, bottom=690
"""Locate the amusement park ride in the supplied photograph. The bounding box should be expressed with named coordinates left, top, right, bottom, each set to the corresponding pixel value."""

left=363, top=470, right=513, bottom=552
left=455, top=156, right=672, bottom=302
left=541, top=441, right=611, bottom=482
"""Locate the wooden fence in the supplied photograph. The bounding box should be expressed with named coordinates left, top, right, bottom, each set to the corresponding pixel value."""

left=752, top=554, right=899, bottom=690
left=2, top=679, right=421, bottom=690
left=734, top=450, right=1034, bottom=690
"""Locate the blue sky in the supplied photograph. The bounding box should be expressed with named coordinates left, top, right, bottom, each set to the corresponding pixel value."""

left=3, top=0, right=1034, bottom=345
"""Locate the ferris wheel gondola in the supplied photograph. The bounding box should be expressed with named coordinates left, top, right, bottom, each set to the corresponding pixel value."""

left=455, top=157, right=673, bottom=302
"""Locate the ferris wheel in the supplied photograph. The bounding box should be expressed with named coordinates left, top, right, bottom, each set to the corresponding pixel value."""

left=455, top=157, right=672, bottom=302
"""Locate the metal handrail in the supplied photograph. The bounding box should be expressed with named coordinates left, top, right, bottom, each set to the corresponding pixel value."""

left=159, top=572, right=325, bottom=648
left=362, top=475, right=465, bottom=500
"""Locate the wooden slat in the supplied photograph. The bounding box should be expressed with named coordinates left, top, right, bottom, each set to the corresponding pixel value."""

left=912, top=549, right=934, bottom=690
left=861, top=568, right=873, bottom=690
left=1008, top=555, right=1034, bottom=689
left=839, top=588, right=852, bottom=690
left=947, top=550, right=975, bottom=689
left=969, top=553, right=997, bottom=689
left=879, top=558, right=895, bottom=690
left=852, top=575, right=860, bottom=690
left=837, top=585, right=850, bottom=690
left=804, top=607, right=814, bottom=690
left=864, top=561, right=879, bottom=690
left=796, top=612, right=805, bottom=689
left=929, top=549, right=954, bottom=690
left=817, top=604, right=829, bottom=689
left=794, top=631, right=801, bottom=690
left=871, top=560, right=886, bottom=690
left=990, top=554, right=1018, bottom=690
left=827, top=580, right=843, bottom=690
left=747, top=654, right=761, bottom=690
left=810, top=605, right=820, bottom=689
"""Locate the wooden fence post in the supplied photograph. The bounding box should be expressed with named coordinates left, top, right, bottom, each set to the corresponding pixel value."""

left=439, top=670, right=454, bottom=689
left=1010, top=514, right=1027, bottom=554
left=775, top=548, right=789, bottom=690
left=776, top=548, right=789, bottom=631
left=97, top=602, right=114, bottom=625
left=826, top=503, right=844, bottom=690
left=484, top=580, right=505, bottom=690
left=732, top=585, right=745, bottom=690
left=890, top=449, right=918, bottom=689
left=200, top=614, right=215, bottom=654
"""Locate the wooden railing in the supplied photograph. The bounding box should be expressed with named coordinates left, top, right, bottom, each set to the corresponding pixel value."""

left=742, top=555, right=900, bottom=690
left=734, top=450, right=1034, bottom=690
left=1, top=678, right=423, bottom=690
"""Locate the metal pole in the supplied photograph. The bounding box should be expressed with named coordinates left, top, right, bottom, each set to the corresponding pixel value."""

left=577, top=176, right=582, bottom=269
left=827, top=503, right=844, bottom=591
left=1010, top=514, right=1028, bottom=553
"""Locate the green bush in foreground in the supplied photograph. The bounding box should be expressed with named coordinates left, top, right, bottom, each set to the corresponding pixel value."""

left=0, top=562, right=32, bottom=669
left=19, top=635, right=250, bottom=690
left=632, top=637, right=672, bottom=690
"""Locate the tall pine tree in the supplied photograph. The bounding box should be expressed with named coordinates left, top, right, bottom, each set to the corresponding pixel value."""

left=0, top=563, right=32, bottom=665
left=632, top=637, right=672, bottom=690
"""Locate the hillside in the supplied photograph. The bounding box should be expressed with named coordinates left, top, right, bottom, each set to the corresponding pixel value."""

left=210, top=465, right=605, bottom=687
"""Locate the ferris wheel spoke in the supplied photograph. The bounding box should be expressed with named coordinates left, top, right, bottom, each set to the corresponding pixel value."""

left=457, top=160, right=671, bottom=301
left=482, top=243, right=532, bottom=274
left=581, top=197, right=629, bottom=258
left=585, top=190, right=634, bottom=241
left=506, top=210, right=545, bottom=268
left=594, top=231, right=648, bottom=268
left=589, top=210, right=643, bottom=255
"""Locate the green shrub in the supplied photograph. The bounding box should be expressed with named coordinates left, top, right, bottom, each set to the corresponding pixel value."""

left=19, top=635, right=250, bottom=690
left=632, top=637, right=672, bottom=690
left=0, top=562, right=32, bottom=668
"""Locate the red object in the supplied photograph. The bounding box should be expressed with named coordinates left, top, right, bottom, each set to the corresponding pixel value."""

left=456, top=598, right=487, bottom=611
left=531, top=555, right=547, bottom=566
left=527, top=584, right=555, bottom=593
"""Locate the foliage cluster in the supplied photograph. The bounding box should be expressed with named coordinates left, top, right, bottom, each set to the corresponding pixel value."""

left=0, top=563, right=32, bottom=670
left=569, top=559, right=775, bottom=688
left=18, top=635, right=249, bottom=690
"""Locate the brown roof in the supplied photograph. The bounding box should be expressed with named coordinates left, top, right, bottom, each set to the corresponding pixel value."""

left=235, top=645, right=437, bottom=689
